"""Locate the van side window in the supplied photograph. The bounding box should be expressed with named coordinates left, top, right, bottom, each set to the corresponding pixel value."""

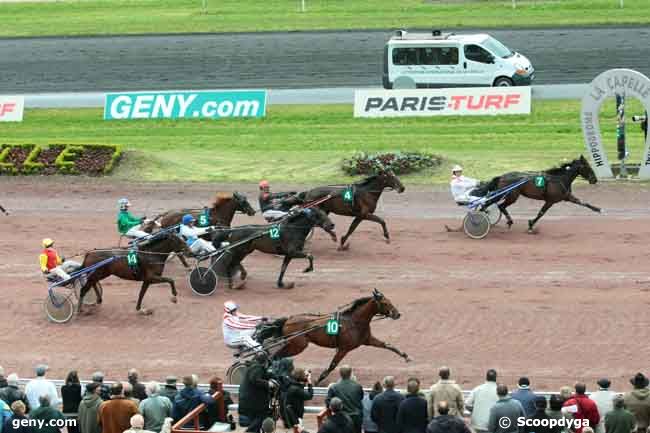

left=464, top=45, right=493, bottom=63
left=392, top=47, right=459, bottom=66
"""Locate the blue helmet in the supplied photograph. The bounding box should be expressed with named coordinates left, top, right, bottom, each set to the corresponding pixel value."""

left=182, top=214, right=196, bottom=225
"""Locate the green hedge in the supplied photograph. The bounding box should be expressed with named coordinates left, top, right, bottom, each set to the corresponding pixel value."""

left=0, top=144, right=122, bottom=175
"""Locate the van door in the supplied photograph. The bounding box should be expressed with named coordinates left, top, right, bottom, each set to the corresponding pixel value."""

left=390, top=45, right=460, bottom=88
left=462, top=44, right=498, bottom=86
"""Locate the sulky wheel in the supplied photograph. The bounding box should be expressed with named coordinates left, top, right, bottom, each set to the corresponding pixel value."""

left=463, top=211, right=491, bottom=239
left=226, top=362, right=248, bottom=385
left=484, top=205, right=502, bottom=225
left=189, top=267, right=218, bottom=296
left=44, top=290, right=74, bottom=324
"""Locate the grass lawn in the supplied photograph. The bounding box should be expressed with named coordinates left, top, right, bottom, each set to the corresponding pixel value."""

left=0, top=0, right=648, bottom=37
left=0, top=99, right=646, bottom=184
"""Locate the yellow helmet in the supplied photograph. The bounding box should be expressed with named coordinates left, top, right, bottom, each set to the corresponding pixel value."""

left=42, top=238, right=54, bottom=248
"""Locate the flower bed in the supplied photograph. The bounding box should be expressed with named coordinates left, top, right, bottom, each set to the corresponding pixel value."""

left=342, top=151, right=443, bottom=176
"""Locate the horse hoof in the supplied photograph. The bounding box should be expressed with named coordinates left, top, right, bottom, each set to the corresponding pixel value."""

left=384, top=238, right=391, bottom=244
left=338, top=243, right=349, bottom=251
left=170, top=296, right=178, bottom=304
left=139, top=308, right=153, bottom=316
left=278, top=282, right=295, bottom=290
left=303, top=267, right=313, bottom=273
left=527, top=228, right=537, bottom=235
left=405, top=357, right=412, bottom=363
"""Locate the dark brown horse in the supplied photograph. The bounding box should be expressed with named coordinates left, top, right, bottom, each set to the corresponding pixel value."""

left=488, top=155, right=600, bottom=232
left=264, top=289, right=410, bottom=384
left=299, top=171, right=405, bottom=250
left=77, top=232, right=189, bottom=315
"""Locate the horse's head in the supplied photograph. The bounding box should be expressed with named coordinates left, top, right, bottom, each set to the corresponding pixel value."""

left=372, top=289, right=400, bottom=320
left=302, top=207, right=335, bottom=233
left=576, top=155, right=597, bottom=184
left=378, top=170, right=405, bottom=193
left=233, top=191, right=257, bottom=216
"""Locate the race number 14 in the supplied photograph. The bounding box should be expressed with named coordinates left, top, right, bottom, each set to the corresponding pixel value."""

left=127, top=250, right=138, bottom=266
left=326, top=319, right=340, bottom=336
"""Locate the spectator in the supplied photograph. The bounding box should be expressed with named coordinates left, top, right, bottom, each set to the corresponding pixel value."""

left=202, top=376, right=232, bottom=428
left=397, top=378, right=428, bottom=433
left=159, top=377, right=178, bottom=403
left=624, top=373, right=650, bottom=433
left=487, top=384, right=525, bottom=433
left=426, top=401, right=471, bottom=433
left=428, top=367, right=464, bottom=418
left=0, top=367, right=7, bottom=389
left=123, top=414, right=156, bottom=433
left=0, top=398, right=12, bottom=433
left=30, top=395, right=65, bottom=433
left=371, top=376, right=404, bottom=433
left=261, top=417, right=277, bottom=433
left=172, top=376, right=214, bottom=428
left=61, top=370, right=82, bottom=433
left=362, top=382, right=383, bottom=433
left=590, top=378, right=616, bottom=433
left=78, top=383, right=102, bottom=433
left=325, top=366, right=364, bottom=433
left=605, top=395, right=636, bottom=433
left=559, top=387, right=573, bottom=403
left=91, top=372, right=110, bottom=401
left=139, top=382, right=172, bottom=433
left=239, top=353, right=272, bottom=433
left=546, top=394, right=567, bottom=432
left=282, top=368, right=314, bottom=430
left=128, top=370, right=148, bottom=402
left=3, top=401, right=30, bottom=433
left=24, top=365, right=59, bottom=411
left=319, top=397, right=355, bottom=433
left=466, top=369, right=499, bottom=433
left=562, top=383, right=600, bottom=433
left=124, top=383, right=140, bottom=405
left=98, top=382, right=139, bottom=433
left=525, top=396, right=559, bottom=433
left=0, top=375, right=29, bottom=413
left=511, top=377, right=538, bottom=418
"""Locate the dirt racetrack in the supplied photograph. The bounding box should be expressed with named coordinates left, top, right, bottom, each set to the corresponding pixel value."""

left=2, top=177, right=650, bottom=391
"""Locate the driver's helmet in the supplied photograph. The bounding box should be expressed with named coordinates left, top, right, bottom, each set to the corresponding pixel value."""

left=259, top=180, right=270, bottom=190
left=42, top=238, right=54, bottom=248
left=182, top=214, right=195, bottom=225
left=451, top=165, right=463, bottom=175
left=118, top=198, right=130, bottom=210
left=224, top=300, right=238, bottom=313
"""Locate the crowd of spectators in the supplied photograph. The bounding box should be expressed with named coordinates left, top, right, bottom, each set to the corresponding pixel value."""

left=2, top=362, right=650, bottom=433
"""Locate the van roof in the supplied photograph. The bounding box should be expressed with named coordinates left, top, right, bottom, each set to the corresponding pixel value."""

left=388, top=32, right=490, bottom=45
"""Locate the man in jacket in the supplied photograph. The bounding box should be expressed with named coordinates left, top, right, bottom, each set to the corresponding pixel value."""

left=98, top=382, right=139, bottom=433
left=258, top=180, right=301, bottom=222
left=487, top=384, right=525, bottom=433
left=159, top=377, right=178, bottom=403
left=319, top=398, right=355, bottom=433
left=624, top=373, right=650, bottom=432
left=371, top=377, right=404, bottom=433
left=511, top=377, right=538, bottom=418
left=172, top=376, right=214, bottom=427
left=282, top=368, right=313, bottom=430
left=117, top=198, right=149, bottom=239
left=139, top=382, right=172, bottom=433
left=238, top=354, right=272, bottom=433
left=397, top=378, right=428, bottom=433
left=325, top=366, right=364, bottom=433
left=428, top=367, right=464, bottom=418
left=525, top=397, right=560, bottom=433
left=466, top=369, right=499, bottom=433
left=562, top=383, right=600, bottom=433
left=427, top=401, right=471, bottom=433
left=78, top=383, right=102, bottom=433
left=605, top=395, right=636, bottom=433
left=0, top=375, right=29, bottom=413
left=30, top=395, right=65, bottom=433
left=91, top=372, right=111, bottom=401
left=128, top=370, right=148, bottom=402
left=590, top=378, right=616, bottom=433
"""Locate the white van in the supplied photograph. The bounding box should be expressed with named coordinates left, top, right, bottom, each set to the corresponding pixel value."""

left=383, top=30, right=534, bottom=89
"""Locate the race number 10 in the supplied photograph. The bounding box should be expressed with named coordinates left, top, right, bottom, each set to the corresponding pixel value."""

left=326, top=319, right=340, bottom=336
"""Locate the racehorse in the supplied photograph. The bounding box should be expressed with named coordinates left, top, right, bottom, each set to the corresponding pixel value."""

left=217, top=208, right=336, bottom=290
left=487, top=155, right=600, bottom=232
left=77, top=232, right=189, bottom=315
left=262, top=289, right=410, bottom=384
left=299, top=171, right=405, bottom=250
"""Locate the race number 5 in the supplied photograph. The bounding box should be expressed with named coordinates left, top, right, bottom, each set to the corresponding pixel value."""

left=269, top=226, right=281, bottom=240
left=198, top=213, right=209, bottom=227
left=326, top=318, right=340, bottom=336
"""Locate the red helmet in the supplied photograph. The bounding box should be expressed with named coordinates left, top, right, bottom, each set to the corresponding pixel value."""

left=259, top=180, right=270, bottom=189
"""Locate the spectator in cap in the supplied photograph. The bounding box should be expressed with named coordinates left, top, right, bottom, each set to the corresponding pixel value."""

left=525, top=396, right=560, bottom=433
left=128, top=369, right=148, bottom=402
left=511, top=377, right=538, bottom=418
left=562, top=383, right=600, bottom=433
left=624, top=373, right=650, bottom=432
left=98, top=382, right=139, bottom=433
left=370, top=376, right=404, bottom=433
left=0, top=366, right=7, bottom=389
left=319, top=397, right=355, bottom=433
left=3, top=401, right=29, bottom=433
left=428, top=367, right=464, bottom=418
left=466, top=369, right=499, bottom=433
left=590, top=378, right=616, bottom=433
left=487, top=384, right=525, bottom=433
left=24, top=364, right=59, bottom=411
left=0, top=374, right=29, bottom=413
left=396, top=378, right=428, bottom=433
left=426, top=401, right=471, bottom=433
left=92, top=372, right=111, bottom=401
left=159, top=377, right=178, bottom=403
left=78, top=383, right=103, bottom=433
left=123, top=414, right=156, bottom=433
left=30, top=395, right=65, bottom=433
left=605, top=395, right=636, bottom=433
left=139, top=382, right=172, bottom=433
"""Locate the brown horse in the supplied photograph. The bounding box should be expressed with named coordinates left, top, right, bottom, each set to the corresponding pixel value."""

left=488, top=156, right=600, bottom=232
left=77, top=232, right=189, bottom=315
left=299, top=171, right=405, bottom=250
left=263, top=289, right=410, bottom=384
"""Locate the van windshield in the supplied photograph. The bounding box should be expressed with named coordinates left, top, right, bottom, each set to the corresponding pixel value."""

left=482, top=37, right=514, bottom=58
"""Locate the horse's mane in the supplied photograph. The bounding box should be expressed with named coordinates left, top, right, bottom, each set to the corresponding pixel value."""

left=342, top=297, right=373, bottom=314
left=212, top=192, right=233, bottom=207
left=354, top=175, right=379, bottom=186
left=545, top=159, right=578, bottom=175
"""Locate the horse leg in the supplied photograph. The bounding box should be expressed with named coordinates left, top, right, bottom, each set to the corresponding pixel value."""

left=93, top=282, right=102, bottom=305
left=135, top=281, right=151, bottom=315
left=363, top=213, right=391, bottom=244
left=277, top=256, right=294, bottom=290
left=565, top=193, right=601, bottom=213
left=77, top=282, right=91, bottom=313
left=339, top=217, right=363, bottom=251
left=528, top=201, right=554, bottom=233
left=498, top=192, right=519, bottom=228
left=177, top=254, right=190, bottom=270
left=316, top=349, right=349, bottom=385
left=365, top=335, right=411, bottom=362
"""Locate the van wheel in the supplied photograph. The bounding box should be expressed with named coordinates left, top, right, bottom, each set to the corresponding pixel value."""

left=494, top=77, right=514, bottom=87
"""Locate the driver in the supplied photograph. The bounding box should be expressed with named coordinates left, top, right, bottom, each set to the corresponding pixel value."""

left=222, top=301, right=265, bottom=352
left=179, top=214, right=217, bottom=257
left=258, top=180, right=301, bottom=221
left=39, top=238, right=81, bottom=281
left=117, top=198, right=149, bottom=239
left=450, top=165, right=487, bottom=203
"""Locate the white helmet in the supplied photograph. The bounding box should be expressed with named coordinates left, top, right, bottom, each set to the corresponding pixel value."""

left=118, top=198, right=131, bottom=210
left=224, top=301, right=238, bottom=313
left=451, top=164, right=463, bottom=174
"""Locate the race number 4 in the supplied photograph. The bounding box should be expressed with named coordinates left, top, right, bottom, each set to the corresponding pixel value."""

left=326, top=318, right=340, bottom=336
left=127, top=250, right=138, bottom=267
left=343, top=187, right=354, bottom=203
left=269, top=226, right=281, bottom=240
